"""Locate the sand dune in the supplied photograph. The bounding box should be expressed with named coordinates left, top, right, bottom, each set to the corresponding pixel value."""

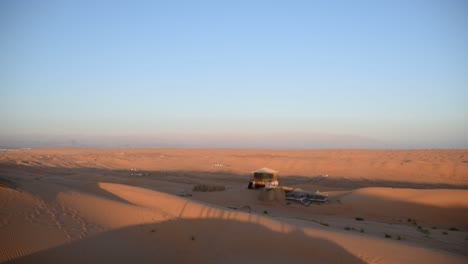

left=3, top=148, right=468, bottom=185
left=1, top=149, right=467, bottom=263
left=348, top=188, right=468, bottom=208
left=2, top=183, right=467, bottom=264
left=338, top=188, right=468, bottom=228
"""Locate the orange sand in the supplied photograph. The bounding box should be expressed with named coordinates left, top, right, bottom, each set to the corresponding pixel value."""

left=0, top=149, right=467, bottom=263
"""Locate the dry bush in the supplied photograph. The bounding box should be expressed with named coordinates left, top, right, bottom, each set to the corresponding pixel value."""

left=193, top=184, right=226, bottom=192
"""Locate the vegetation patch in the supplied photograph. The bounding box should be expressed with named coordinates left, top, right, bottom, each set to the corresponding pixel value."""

left=344, top=226, right=365, bottom=233
left=355, top=217, right=364, bottom=221
left=449, top=227, right=459, bottom=231
left=193, top=184, right=226, bottom=192
left=407, top=218, right=418, bottom=225
left=420, top=229, right=430, bottom=235
left=417, top=226, right=430, bottom=235
left=384, top=233, right=392, bottom=239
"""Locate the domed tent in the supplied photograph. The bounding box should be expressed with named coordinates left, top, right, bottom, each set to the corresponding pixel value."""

left=248, top=168, right=279, bottom=189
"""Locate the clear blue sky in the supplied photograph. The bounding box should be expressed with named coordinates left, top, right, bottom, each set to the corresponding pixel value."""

left=1, top=0, right=467, bottom=148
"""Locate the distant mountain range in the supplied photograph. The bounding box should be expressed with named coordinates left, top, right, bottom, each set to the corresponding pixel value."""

left=0, top=133, right=417, bottom=149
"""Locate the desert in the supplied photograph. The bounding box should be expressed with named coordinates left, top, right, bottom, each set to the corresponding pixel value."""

left=3, top=0, right=467, bottom=263
left=0, top=148, right=467, bottom=264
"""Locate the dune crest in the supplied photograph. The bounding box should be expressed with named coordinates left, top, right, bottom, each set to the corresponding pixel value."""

left=348, top=187, right=468, bottom=208
left=1, top=149, right=468, bottom=263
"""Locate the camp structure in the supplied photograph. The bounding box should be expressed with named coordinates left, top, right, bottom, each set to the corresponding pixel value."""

left=248, top=168, right=279, bottom=189
left=285, top=189, right=328, bottom=206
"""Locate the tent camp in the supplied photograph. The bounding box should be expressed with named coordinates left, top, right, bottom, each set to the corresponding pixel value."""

left=248, top=168, right=279, bottom=189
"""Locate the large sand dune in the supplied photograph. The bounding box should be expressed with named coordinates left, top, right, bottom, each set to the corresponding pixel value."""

left=1, top=149, right=467, bottom=263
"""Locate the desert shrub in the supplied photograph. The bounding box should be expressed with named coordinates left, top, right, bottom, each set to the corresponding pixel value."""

left=263, top=210, right=268, bottom=215
left=344, top=226, right=353, bottom=231
left=449, top=227, right=459, bottom=231
left=385, top=233, right=392, bottom=238
left=442, top=231, right=448, bottom=235
left=355, top=217, right=364, bottom=221
left=360, top=228, right=365, bottom=233
left=193, top=184, right=226, bottom=192
left=407, top=218, right=417, bottom=225
left=320, top=222, right=329, bottom=227
left=417, top=227, right=430, bottom=235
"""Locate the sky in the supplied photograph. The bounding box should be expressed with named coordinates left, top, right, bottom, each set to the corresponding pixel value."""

left=1, top=0, right=467, bottom=148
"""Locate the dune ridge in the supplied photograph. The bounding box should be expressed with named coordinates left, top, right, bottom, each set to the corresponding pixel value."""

left=1, top=149, right=467, bottom=263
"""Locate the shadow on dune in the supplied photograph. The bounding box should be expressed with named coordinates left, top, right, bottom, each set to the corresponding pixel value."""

left=280, top=175, right=468, bottom=190
left=1, top=163, right=468, bottom=191
left=3, top=163, right=467, bottom=232
left=5, top=217, right=365, bottom=264
left=2, top=163, right=468, bottom=262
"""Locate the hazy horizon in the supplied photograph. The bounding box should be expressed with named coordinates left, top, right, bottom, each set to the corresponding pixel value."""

left=1, top=0, right=467, bottom=149
left=0, top=132, right=466, bottom=150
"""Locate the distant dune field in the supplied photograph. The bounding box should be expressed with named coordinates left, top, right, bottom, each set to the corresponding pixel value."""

left=1, top=149, right=467, bottom=263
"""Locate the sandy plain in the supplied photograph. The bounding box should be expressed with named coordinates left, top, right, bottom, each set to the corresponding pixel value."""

left=0, top=148, right=467, bottom=263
